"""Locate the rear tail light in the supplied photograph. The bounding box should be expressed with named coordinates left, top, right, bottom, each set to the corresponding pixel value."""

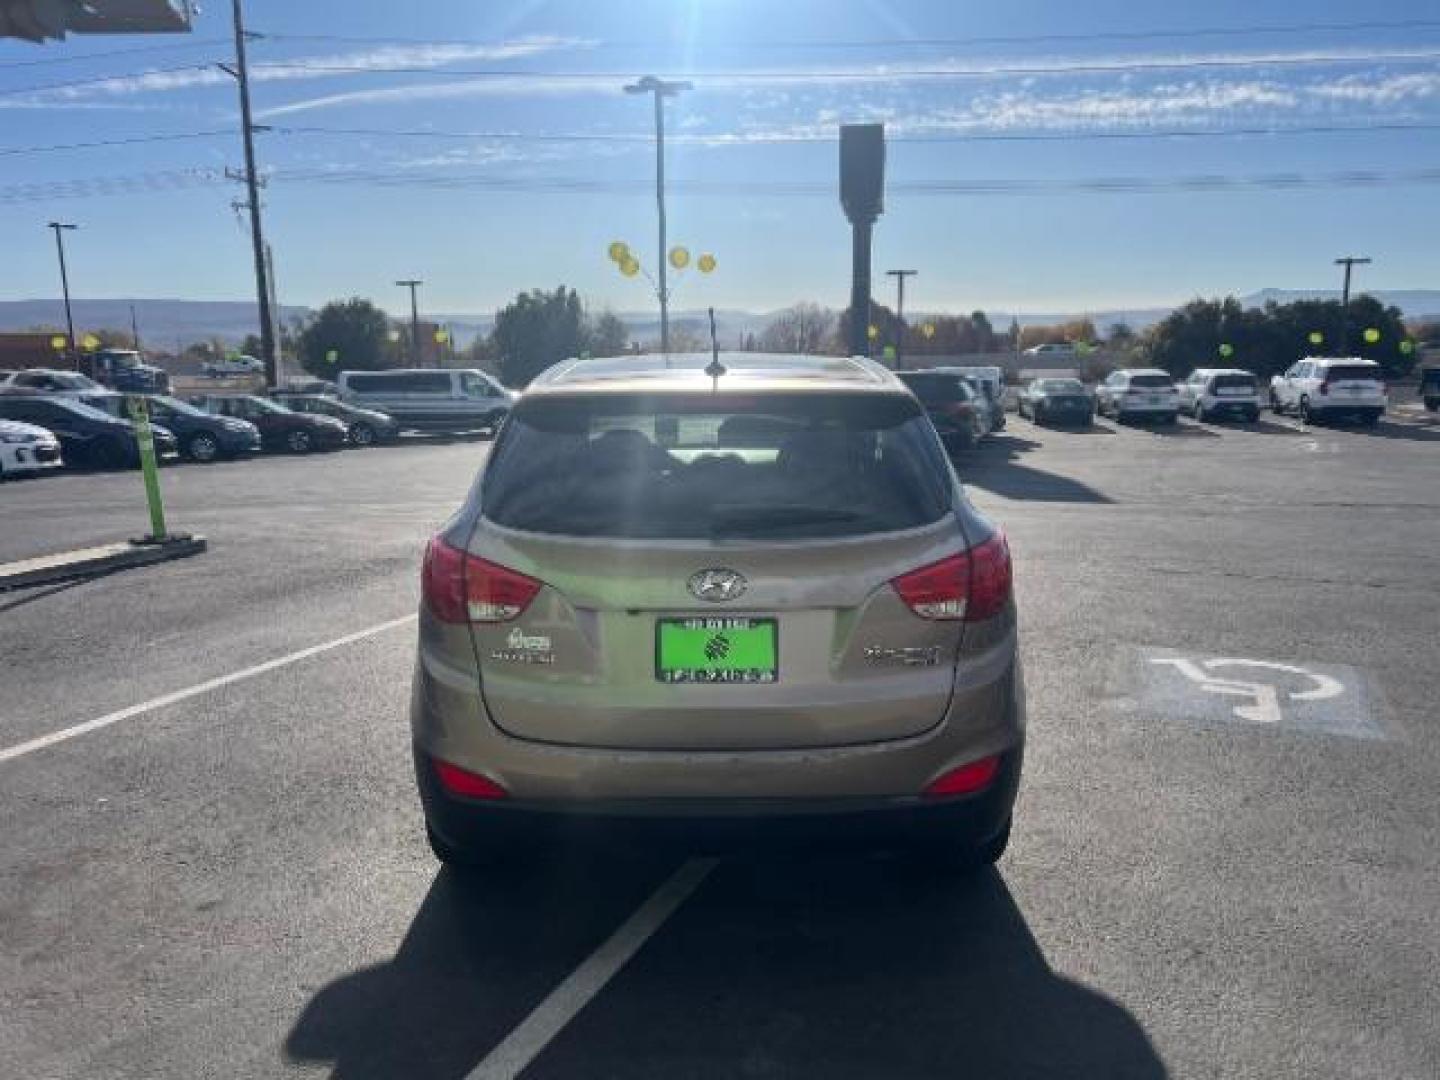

left=891, top=531, right=1012, bottom=622
left=433, top=758, right=508, bottom=800
left=924, top=754, right=1002, bottom=797
left=422, top=535, right=542, bottom=624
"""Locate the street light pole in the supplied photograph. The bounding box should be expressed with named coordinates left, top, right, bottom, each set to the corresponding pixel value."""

left=1334, top=256, right=1372, bottom=355
left=886, top=269, right=916, bottom=370
left=397, top=280, right=424, bottom=365
left=47, top=222, right=78, bottom=369
left=625, top=76, right=690, bottom=355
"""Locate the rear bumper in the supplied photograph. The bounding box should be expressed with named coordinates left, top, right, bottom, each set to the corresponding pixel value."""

left=1, top=443, right=63, bottom=473
left=417, top=743, right=1022, bottom=853
left=1199, top=397, right=1260, bottom=417
left=411, top=625, right=1026, bottom=850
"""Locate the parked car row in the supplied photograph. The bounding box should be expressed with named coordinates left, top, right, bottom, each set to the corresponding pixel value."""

left=0, top=366, right=516, bottom=479
left=1002, top=357, right=1390, bottom=434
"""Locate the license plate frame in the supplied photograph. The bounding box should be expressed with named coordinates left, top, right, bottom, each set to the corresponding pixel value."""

left=655, top=616, right=779, bottom=684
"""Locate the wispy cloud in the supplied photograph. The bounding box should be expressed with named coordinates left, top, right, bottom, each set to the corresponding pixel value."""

left=0, top=37, right=588, bottom=108
left=246, top=46, right=1440, bottom=121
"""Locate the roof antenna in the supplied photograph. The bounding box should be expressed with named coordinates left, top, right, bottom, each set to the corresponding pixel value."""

left=704, top=306, right=726, bottom=389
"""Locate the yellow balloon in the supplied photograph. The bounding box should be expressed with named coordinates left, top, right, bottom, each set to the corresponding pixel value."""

left=607, top=241, right=630, bottom=263
left=81, top=334, right=101, bottom=350
left=867, top=325, right=880, bottom=340
left=921, top=323, right=936, bottom=339
left=1363, top=327, right=1381, bottom=344
left=620, top=257, right=640, bottom=278
left=697, top=253, right=717, bottom=274
left=50, top=335, right=67, bottom=350
left=669, top=246, right=690, bottom=270
left=434, top=329, right=449, bottom=343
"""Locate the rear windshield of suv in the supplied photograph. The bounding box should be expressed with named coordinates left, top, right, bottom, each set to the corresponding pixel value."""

left=897, top=373, right=973, bottom=405
left=483, top=392, right=953, bottom=540
left=1130, top=374, right=1174, bottom=388
left=1211, top=374, right=1257, bottom=391
left=1324, top=365, right=1381, bottom=382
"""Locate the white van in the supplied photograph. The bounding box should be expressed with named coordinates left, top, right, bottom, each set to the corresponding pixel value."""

left=337, top=368, right=513, bottom=433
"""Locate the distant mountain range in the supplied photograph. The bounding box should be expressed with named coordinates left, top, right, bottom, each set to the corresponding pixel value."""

left=3, top=290, right=1436, bottom=350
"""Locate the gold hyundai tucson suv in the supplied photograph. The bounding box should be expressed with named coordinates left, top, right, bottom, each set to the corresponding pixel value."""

left=411, top=353, right=1024, bottom=867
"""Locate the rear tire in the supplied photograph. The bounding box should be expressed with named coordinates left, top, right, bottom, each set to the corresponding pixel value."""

left=1193, top=402, right=1207, bottom=421
left=350, top=422, right=376, bottom=447
left=1362, top=410, right=1382, bottom=427
left=1299, top=397, right=1313, bottom=424
left=286, top=429, right=313, bottom=454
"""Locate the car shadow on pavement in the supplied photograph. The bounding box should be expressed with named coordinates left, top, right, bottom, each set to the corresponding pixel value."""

left=284, top=853, right=1166, bottom=1079
left=960, top=461, right=1112, bottom=504
left=283, top=847, right=681, bottom=1080
left=1235, top=418, right=1308, bottom=436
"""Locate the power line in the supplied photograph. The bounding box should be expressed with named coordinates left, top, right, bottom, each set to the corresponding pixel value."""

left=277, top=120, right=1440, bottom=146
left=253, top=18, right=1440, bottom=51
left=0, top=37, right=229, bottom=69
left=244, top=49, right=1440, bottom=81
left=0, top=130, right=234, bottom=157
left=4, top=118, right=1439, bottom=160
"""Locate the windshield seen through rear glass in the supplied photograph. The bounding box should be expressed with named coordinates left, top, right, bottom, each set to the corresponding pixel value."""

left=483, top=393, right=952, bottom=540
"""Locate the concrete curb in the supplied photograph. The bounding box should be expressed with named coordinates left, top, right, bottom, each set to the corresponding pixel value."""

left=0, top=536, right=207, bottom=593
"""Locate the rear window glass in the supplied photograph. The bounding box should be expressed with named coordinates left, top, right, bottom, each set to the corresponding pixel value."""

left=1211, top=374, right=1257, bottom=391
left=483, top=392, right=953, bottom=540
left=1038, top=379, right=1084, bottom=393
left=1324, top=365, right=1381, bottom=382
left=897, top=374, right=973, bottom=404
left=1130, top=374, right=1174, bottom=388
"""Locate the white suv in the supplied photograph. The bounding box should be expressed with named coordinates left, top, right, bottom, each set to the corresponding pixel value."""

left=1177, top=368, right=1262, bottom=423
left=1270, top=357, right=1387, bottom=426
left=1096, top=369, right=1180, bottom=423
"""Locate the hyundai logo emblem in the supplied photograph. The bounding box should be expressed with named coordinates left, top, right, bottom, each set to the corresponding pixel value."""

left=688, top=569, right=748, bottom=602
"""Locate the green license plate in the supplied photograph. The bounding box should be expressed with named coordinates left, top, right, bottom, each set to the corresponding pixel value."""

left=655, top=617, right=778, bottom=684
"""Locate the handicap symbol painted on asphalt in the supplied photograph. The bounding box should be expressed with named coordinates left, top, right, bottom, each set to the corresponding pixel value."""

left=1139, top=649, right=1383, bottom=740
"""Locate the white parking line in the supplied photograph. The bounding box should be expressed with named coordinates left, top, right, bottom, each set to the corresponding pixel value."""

left=468, top=857, right=718, bottom=1080
left=0, top=614, right=417, bottom=765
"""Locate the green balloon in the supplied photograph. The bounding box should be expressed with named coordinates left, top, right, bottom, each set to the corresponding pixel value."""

left=1400, top=340, right=1416, bottom=355
left=1218, top=343, right=1235, bottom=358
left=1308, top=331, right=1324, bottom=346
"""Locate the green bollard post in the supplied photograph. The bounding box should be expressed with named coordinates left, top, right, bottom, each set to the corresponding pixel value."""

left=126, top=395, right=168, bottom=541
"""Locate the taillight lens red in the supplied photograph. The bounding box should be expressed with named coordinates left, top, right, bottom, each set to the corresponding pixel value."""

left=422, top=535, right=542, bottom=624
left=433, top=759, right=508, bottom=800
left=924, top=754, right=1002, bottom=797
left=891, top=532, right=1012, bottom=622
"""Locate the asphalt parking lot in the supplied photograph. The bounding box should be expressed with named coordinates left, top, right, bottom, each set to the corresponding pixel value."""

left=2, top=411, right=1438, bottom=1079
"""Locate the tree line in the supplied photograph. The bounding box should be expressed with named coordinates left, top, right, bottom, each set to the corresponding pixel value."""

left=121, top=287, right=1425, bottom=389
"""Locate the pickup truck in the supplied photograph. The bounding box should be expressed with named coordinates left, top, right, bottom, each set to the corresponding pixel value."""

left=89, top=349, right=169, bottom=393
left=201, top=354, right=264, bottom=377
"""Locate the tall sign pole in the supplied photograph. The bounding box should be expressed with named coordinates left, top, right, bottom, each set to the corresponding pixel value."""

left=839, top=124, right=885, bottom=357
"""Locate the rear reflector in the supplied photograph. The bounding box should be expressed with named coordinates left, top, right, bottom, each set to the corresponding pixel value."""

left=433, top=759, right=508, bottom=800
left=422, top=535, right=543, bottom=624
left=924, top=755, right=1002, bottom=797
left=891, top=531, right=1012, bottom=622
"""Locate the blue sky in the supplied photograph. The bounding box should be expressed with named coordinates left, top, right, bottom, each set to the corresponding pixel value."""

left=2, top=0, right=1439, bottom=320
